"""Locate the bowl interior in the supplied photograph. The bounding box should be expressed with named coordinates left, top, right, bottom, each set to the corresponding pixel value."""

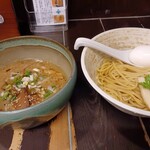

left=82, top=27, right=150, bottom=117
left=0, top=40, right=72, bottom=79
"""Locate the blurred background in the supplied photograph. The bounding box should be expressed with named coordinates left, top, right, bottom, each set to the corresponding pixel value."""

left=11, top=0, right=150, bottom=35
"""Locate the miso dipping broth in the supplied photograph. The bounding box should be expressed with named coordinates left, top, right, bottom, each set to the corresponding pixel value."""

left=0, top=59, right=67, bottom=111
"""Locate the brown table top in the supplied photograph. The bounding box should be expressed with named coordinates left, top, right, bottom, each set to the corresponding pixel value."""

left=1, top=0, right=150, bottom=150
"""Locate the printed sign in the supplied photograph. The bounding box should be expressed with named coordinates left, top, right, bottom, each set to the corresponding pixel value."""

left=32, top=0, right=67, bottom=25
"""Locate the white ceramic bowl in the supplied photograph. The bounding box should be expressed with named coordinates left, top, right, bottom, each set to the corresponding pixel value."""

left=81, top=27, right=150, bottom=117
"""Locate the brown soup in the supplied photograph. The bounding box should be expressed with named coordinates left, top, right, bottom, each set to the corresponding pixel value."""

left=0, top=59, right=67, bottom=111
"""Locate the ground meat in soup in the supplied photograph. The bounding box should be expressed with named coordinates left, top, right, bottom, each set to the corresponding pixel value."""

left=0, top=59, right=67, bottom=111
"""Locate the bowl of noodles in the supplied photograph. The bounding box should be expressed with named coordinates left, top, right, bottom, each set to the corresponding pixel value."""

left=81, top=27, right=150, bottom=117
left=0, top=36, right=77, bottom=128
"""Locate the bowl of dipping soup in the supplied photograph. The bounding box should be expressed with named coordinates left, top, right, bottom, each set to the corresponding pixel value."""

left=0, top=36, right=77, bottom=128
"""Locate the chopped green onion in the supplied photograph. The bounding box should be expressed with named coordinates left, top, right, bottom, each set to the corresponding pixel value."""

left=11, top=95, right=17, bottom=101
left=4, top=84, right=12, bottom=90
left=24, top=70, right=31, bottom=77
left=44, top=89, right=52, bottom=99
left=51, top=85, right=56, bottom=89
left=1, top=91, right=9, bottom=100
left=13, top=75, right=22, bottom=86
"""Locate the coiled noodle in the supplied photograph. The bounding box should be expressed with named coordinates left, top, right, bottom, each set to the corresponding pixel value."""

left=96, top=57, right=150, bottom=110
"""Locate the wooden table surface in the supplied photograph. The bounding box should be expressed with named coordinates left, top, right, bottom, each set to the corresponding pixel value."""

left=1, top=0, right=150, bottom=150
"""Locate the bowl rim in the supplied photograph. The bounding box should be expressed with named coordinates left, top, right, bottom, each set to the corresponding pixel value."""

left=0, top=35, right=77, bottom=115
left=81, top=27, right=150, bottom=117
